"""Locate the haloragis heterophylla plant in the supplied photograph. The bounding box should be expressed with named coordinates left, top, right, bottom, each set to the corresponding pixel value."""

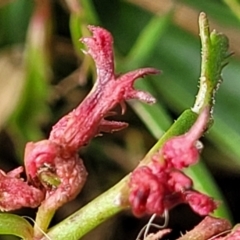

left=0, top=8, right=238, bottom=240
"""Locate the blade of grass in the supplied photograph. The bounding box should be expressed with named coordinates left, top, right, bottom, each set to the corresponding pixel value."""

left=7, top=0, right=52, bottom=158
left=0, top=213, right=33, bottom=240
left=223, top=0, right=240, bottom=21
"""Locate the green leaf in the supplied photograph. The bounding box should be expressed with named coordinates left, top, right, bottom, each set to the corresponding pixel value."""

left=69, top=0, right=99, bottom=56
left=223, top=0, right=240, bottom=22
left=70, top=13, right=85, bottom=56
left=0, top=213, right=33, bottom=239
left=0, top=0, right=34, bottom=46
left=130, top=79, right=172, bottom=138
left=123, top=11, right=174, bottom=138
left=7, top=2, right=52, bottom=158
left=181, top=0, right=240, bottom=27
left=125, top=11, right=173, bottom=68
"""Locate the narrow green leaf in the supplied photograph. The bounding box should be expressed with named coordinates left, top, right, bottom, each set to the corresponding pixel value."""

left=44, top=178, right=128, bottom=240
left=0, top=0, right=34, bottom=46
left=69, top=13, right=84, bottom=56
left=125, top=11, right=173, bottom=68
left=8, top=1, right=52, bottom=157
left=181, top=0, right=240, bottom=27
left=123, top=11, right=174, bottom=139
left=0, top=213, right=33, bottom=239
left=130, top=79, right=172, bottom=139
left=69, top=0, right=99, bottom=56
left=223, top=0, right=240, bottom=21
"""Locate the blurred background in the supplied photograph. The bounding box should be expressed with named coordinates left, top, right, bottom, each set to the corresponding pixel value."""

left=1, top=0, right=240, bottom=239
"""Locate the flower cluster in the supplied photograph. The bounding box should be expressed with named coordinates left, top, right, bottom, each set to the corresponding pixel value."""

left=0, top=26, right=159, bottom=211
left=129, top=108, right=217, bottom=217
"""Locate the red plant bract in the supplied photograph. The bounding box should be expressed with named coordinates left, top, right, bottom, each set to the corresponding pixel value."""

left=0, top=25, right=160, bottom=211
left=129, top=109, right=217, bottom=217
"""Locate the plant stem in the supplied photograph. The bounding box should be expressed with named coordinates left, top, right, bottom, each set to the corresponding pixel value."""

left=44, top=177, right=128, bottom=240
left=34, top=206, right=55, bottom=239
left=193, top=12, right=229, bottom=114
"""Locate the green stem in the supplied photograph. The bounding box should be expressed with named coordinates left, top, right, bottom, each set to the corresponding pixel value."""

left=193, top=12, right=229, bottom=114
left=193, top=13, right=211, bottom=113
left=44, top=178, right=128, bottom=240
left=34, top=206, right=55, bottom=239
